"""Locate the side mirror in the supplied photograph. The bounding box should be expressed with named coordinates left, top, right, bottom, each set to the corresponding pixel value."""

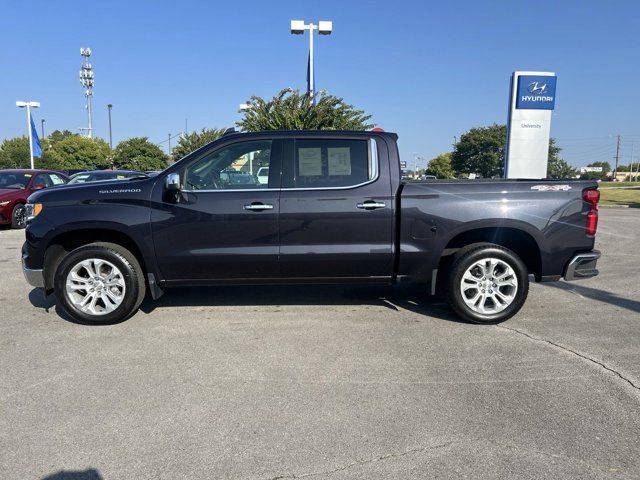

left=32, top=183, right=46, bottom=190
left=165, top=173, right=180, bottom=191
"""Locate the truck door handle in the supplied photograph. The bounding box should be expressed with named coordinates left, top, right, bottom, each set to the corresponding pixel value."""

left=356, top=201, right=386, bottom=210
left=243, top=203, right=274, bottom=211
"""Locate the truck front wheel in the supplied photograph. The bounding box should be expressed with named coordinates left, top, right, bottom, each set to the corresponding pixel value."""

left=53, top=242, right=146, bottom=324
left=447, top=243, right=529, bottom=324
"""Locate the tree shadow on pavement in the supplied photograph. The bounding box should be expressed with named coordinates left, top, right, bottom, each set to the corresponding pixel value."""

left=138, top=283, right=465, bottom=323
left=542, top=281, right=640, bottom=314
left=41, top=469, right=102, bottom=480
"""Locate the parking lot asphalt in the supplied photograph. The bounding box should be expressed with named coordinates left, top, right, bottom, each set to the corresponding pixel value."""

left=1, top=209, right=639, bottom=480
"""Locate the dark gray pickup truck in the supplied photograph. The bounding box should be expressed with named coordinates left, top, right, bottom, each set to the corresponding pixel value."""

left=22, top=130, right=600, bottom=324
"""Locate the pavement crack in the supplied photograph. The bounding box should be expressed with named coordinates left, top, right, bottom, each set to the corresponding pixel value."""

left=497, top=325, right=640, bottom=394
left=265, top=441, right=454, bottom=479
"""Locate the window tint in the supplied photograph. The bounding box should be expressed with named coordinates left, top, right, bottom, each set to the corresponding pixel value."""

left=292, top=139, right=372, bottom=188
left=68, top=174, right=91, bottom=184
left=184, top=140, right=272, bottom=190
left=0, top=173, right=30, bottom=189
left=32, top=174, right=51, bottom=187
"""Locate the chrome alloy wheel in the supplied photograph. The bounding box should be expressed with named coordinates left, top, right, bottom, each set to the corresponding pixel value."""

left=459, top=257, right=518, bottom=315
left=65, top=258, right=126, bottom=316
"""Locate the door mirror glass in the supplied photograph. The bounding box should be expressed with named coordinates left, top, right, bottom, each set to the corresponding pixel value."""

left=165, top=173, right=181, bottom=191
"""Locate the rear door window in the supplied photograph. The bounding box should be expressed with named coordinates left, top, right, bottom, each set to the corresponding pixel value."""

left=290, top=139, right=374, bottom=189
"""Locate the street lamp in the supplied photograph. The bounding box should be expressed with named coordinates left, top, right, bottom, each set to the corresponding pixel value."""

left=16, top=101, right=40, bottom=169
left=79, top=47, right=94, bottom=138
left=290, top=19, right=333, bottom=96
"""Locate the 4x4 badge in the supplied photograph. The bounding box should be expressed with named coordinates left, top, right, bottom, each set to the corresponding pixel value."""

left=531, top=185, right=572, bottom=191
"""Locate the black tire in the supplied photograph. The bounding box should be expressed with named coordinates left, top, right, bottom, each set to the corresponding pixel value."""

left=446, top=243, right=529, bottom=324
left=11, top=203, right=26, bottom=229
left=53, top=242, right=146, bottom=324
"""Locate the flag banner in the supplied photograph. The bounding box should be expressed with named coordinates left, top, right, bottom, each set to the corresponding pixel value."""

left=30, top=113, right=42, bottom=158
left=306, top=51, right=316, bottom=105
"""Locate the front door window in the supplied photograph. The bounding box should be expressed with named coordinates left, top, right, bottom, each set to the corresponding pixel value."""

left=184, top=140, right=273, bottom=190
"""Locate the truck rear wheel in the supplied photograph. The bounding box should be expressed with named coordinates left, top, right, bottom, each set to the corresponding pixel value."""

left=447, top=243, right=529, bottom=324
left=53, top=242, right=146, bottom=324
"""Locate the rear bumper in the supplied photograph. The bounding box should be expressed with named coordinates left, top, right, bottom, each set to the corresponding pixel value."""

left=22, top=256, right=44, bottom=288
left=564, top=250, right=600, bottom=281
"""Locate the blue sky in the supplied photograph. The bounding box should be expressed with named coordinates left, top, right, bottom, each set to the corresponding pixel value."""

left=1, top=0, right=638, bottom=168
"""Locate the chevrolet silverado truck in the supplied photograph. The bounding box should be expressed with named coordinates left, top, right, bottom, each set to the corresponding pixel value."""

left=21, top=130, right=601, bottom=324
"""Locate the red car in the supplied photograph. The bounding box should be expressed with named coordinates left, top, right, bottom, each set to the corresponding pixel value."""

left=0, top=169, right=69, bottom=228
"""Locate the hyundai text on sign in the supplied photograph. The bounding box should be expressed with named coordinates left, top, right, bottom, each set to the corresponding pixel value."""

left=516, top=75, right=557, bottom=110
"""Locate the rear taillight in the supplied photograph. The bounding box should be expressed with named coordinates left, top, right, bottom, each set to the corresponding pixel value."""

left=582, top=188, right=600, bottom=237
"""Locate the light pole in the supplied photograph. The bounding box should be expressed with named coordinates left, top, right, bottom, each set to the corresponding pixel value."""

left=107, top=104, right=113, bottom=149
left=16, top=101, right=40, bottom=169
left=290, top=20, right=332, bottom=96
left=168, top=133, right=172, bottom=157
left=79, top=48, right=94, bottom=138
left=41, top=118, right=45, bottom=140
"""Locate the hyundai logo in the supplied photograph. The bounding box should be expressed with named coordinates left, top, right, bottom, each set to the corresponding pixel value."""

left=527, top=81, right=548, bottom=95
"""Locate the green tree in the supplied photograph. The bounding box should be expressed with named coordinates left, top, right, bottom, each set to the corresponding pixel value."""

left=546, top=139, right=577, bottom=178
left=171, top=128, right=227, bottom=162
left=451, top=124, right=506, bottom=178
left=48, top=129, right=76, bottom=144
left=0, top=136, right=31, bottom=169
left=237, top=88, right=374, bottom=132
left=547, top=158, right=578, bottom=178
left=0, top=136, right=56, bottom=169
left=426, top=152, right=455, bottom=178
left=47, top=136, right=111, bottom=170
left=113, top=137, right=168, bottom=170
left=581, top=161, right=611, bottom=180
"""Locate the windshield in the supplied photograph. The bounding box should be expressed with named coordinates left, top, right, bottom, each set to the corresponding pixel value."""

left=68, top=171, right=140, bottom=184
left=0, top=172, right=31, bottom=189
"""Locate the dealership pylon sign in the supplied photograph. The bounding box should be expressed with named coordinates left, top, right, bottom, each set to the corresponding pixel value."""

left=504, top=71, right=557, bottom=179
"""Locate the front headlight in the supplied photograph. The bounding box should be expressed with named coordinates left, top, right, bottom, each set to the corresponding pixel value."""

left=25, top=203, right=43, bottom=222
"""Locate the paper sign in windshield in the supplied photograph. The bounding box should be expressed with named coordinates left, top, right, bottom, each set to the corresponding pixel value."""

left=298, top=148, right=322, bottom=176
left=328, top=147, right=351, bottom=176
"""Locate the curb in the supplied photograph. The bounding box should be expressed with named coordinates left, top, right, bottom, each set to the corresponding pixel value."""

left=600, top=204, right=630, bottom=209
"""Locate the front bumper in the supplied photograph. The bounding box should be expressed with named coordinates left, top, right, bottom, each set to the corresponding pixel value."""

left=22, top=256, right=44, bottom=288
left=564, top=250, right=600, bottom=281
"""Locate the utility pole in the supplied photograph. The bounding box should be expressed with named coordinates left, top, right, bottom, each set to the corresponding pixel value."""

left=630, top=141, right=636, bottom=182
left=168, top=133, right=172, bottom=157
left=613, top=135, right=621, bottom=181
left=41, top=118, right=45, bottom=140
left=107, top=104, right=113, bottom=149
left=79, top=48, right=94, bottom=138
